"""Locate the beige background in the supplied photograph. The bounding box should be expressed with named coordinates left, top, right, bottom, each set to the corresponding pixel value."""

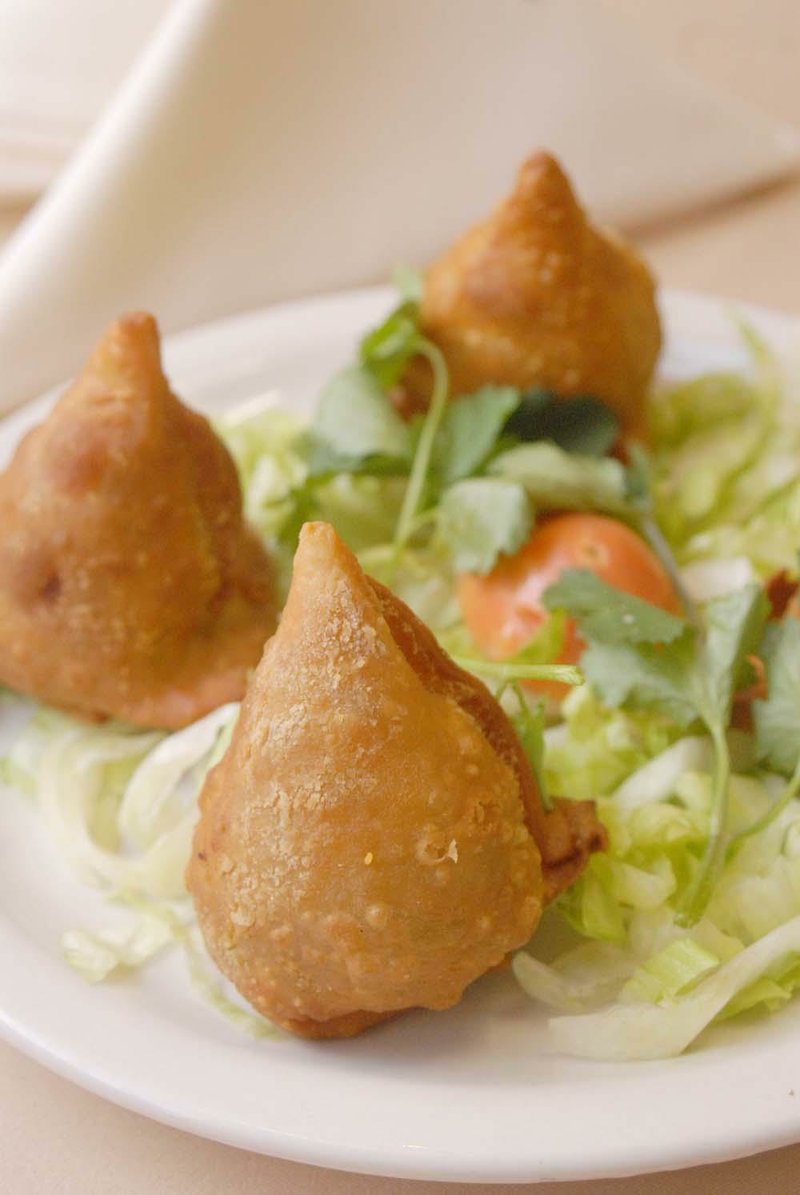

left=615, top=0, right=800, bottom=314
left=3, top=1, right=800, bottom=1191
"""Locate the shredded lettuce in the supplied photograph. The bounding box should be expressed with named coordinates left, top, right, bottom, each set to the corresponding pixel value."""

left=543, top=687, right=678, bottom=802
left=63, top=900, right=277, bottom=1037
left=6, top=703, right=238, bottom=899
left=516, top=697, right=800, bottom=1058
left=650, top=330, right=800, bottom=575
left=63, top=910, right=177, bottom=982
left=546, top=915, right=800, bottom=1061
left=0, top=699, right=278, bottom=1034
left=219, top=402, right=309, bottom=537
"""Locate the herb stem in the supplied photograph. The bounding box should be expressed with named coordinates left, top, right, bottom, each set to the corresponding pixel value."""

left=728, top=755, right=800, bottom=856
left=676, top=721, right=731, bottom=927
left=626, top=442, right=702, bottom=632
left=393, top=340, right=449, bottom=552
left=510, top=682, right=553, bottom=811
left=637, top=511, right=703, bottom=633
left=358, top=510, right=438, bottom=575
left=451, top=658, right=583, bottom=685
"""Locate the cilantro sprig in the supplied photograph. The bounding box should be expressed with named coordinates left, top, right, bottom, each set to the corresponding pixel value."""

left=392, top=339, right=449, bottom=553
left=359, top=301, right=529, bottom=561
left=544, top=570, right=770, bottom=924
left=302, top=281, right=635, bottom=583
left=267, top=279, right=704, bottom=600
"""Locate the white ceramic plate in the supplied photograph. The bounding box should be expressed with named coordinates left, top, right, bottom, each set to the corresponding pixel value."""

left=2, top=287, right=800, bottom=1185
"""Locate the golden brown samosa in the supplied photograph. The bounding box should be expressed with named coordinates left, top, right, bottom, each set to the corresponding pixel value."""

left=187, top=522, right=603, bottom=1038
left=0, top=313, right=277, bottom=729
left=404, top=152, right=661, bottom=434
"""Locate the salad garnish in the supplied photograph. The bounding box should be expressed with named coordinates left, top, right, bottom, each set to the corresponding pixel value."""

left=544, top=570, right=769, bottom=925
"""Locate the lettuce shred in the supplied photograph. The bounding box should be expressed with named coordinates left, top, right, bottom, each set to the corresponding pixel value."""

left=515, top=692, right=800, bottom=1058
left=0, top=701, right=277, bottom=1033
left=218, top=400, right=409, bottom=597
left=649, top=331, right=800, bottom=575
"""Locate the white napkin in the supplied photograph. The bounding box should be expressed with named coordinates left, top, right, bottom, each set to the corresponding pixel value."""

left=0, top=0, right=798, bottom=414
left=0, top=0, right=169, bottom=200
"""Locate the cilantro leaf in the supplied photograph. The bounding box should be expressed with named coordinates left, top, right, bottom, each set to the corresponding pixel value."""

left=580, top=637, right=698, bottom=727
left=694, top=584, right=769, bottom=726
left=505, top=387, right=620, bottom=456
left=488, top=442, right=627, bottom=514
left=359, top=301, right=421, bottom=388
left=437, top=478, right=532, bottom=574
left=543, top=569, right=687, bottom=646
left=311, top=365, right=412, bottom=472
left=753, top=619, right=800, bottom=775
left=545, top=561, right=696, bottom=724
left=435, top=385, right=520, bottom=484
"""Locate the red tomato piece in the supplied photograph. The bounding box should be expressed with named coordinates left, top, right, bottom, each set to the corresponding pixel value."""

left=457, top=512, right=680, bottom=698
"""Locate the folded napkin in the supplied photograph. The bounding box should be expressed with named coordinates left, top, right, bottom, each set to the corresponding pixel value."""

left=0, top=0, right=798, bottom=414
left=0, top=0, right=168, bottom=200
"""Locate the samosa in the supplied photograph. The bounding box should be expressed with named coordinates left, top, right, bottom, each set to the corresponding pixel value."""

left=187, top=522, right=604, bottom=1038
left=0, top=313, right=277, bottom=729
left=404, top=152, right=661, bottom=434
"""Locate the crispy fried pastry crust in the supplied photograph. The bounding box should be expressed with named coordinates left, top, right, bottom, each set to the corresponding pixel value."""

left=367, top=573, right=606, bottom=903
left=404, top=152, right=661, bottom=434
left=188, top=522, right=604, bottom=1038
left=0, top=313, right=277, bottom=729
left=188, top=523, right=547, bottom=1038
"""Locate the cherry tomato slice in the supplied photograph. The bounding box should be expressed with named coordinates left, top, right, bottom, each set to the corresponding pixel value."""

left=457, top=512, right=680, bottom=698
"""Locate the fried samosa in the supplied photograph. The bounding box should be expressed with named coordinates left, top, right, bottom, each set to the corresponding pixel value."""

left=405, top=152, right=661, bottom=434
left=187, top=522, right=604, bottom=1038
left=0, top=313, right=277, bottom=729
